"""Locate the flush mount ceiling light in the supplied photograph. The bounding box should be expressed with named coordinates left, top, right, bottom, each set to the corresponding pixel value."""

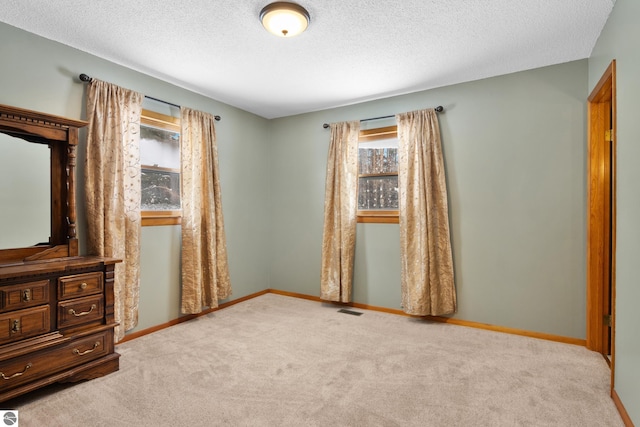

left=260, top=2, right=310, bottom=37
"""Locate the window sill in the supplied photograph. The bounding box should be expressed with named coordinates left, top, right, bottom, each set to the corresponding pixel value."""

left=141, top=211, right=182, bottom=227
left=357, top=210, right=399, bottom=224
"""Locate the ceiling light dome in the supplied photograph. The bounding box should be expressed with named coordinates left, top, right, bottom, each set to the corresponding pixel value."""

left=260, top=2, right=310, bottom=37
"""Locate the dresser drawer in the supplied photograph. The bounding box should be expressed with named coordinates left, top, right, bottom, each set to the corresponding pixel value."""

left=0, top=306, right=50, bottom=345
left=0, top=331, right=109, bottom=391
left=57, top=295, right=104, bottom=329
left=58, top=272, right=103, bottom=300
left=0, top=280, right=50, bottom=313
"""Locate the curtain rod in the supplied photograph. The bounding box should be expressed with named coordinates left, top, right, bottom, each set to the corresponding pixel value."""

left=78, top=74, right=221, bottom=122
left=322, top=106, right=443, bottom=129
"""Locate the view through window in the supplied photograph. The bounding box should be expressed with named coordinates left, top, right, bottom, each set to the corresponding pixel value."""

left=140, top=108, right=181, bottom=226
left=357, top=125, right=399, bottom=223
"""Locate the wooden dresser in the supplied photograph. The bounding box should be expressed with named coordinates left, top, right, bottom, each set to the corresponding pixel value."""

left=0, top=104, right=121, bottom=402
left=0, top=257, right=120, bottom=402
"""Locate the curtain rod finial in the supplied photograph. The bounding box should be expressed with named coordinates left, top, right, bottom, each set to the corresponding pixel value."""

left=435, top=106, right=443, bottom=112
left=79, top=73, right=92, bottom=83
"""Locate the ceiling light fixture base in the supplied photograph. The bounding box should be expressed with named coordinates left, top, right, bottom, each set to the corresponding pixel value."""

left=260, top=2, right=310, bottom=38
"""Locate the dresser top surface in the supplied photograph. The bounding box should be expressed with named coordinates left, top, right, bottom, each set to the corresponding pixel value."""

left=0, top=256, right=121, bottom=281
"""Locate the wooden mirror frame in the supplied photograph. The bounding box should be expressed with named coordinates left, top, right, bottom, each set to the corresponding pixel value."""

left=0, top=104, right=87, bottom=264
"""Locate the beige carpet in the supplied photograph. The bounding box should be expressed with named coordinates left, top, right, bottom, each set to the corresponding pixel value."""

left=6, top=293, right=623, bottom=426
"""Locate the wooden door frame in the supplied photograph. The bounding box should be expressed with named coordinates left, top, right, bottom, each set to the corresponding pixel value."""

left=586, top=60, right=616, bottom=389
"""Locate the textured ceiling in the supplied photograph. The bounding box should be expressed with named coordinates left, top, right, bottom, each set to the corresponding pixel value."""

left=0, top=0, right=615, bottom=119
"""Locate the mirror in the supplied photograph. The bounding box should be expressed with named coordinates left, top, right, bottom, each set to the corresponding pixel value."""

left=0, top=133, right=51, bottom=250
left=0, top=103, right=87, bottom=264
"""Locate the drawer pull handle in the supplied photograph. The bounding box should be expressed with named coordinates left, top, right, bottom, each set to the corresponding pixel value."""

left=0, top=363, right=32, bottom=380
left=73, top=341, right=100, bottom=356
left=22, top=289, right=31, bottom=302
left=79, top=282, right=88, bottom=290
left=11, top=319, right=20, bottom=334
left=68, top=304, right=97, bottom=317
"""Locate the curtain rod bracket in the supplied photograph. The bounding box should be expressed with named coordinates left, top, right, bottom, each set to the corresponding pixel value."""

left=322, top=105, right=444, bottom=129
left=77, top=73, right=221, bottom=121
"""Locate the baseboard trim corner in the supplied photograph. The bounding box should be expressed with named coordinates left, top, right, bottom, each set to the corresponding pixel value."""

left=612, top=389, right=635, bottom=427
left=118, top=289, right=270, bottom=344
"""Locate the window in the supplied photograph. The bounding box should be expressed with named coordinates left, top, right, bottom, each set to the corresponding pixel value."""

left=357, top=125, right=399, bottom=223
left=140, top=109, right=181, bottom=226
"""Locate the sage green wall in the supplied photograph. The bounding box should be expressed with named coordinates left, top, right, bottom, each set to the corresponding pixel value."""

left=269, top=60, right=588, bottom=339
left=589, top=0, right=640, bottom=421
left=0, top=23, right=271, bottom=334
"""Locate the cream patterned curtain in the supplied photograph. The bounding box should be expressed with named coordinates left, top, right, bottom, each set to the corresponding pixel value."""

left=180, top=107, right=231, bottom=314
left=85, top=80, right=143, bottom=342
left=320, top=121, right=360, bottom=302
left=397, top=109, right=457, bottom=316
